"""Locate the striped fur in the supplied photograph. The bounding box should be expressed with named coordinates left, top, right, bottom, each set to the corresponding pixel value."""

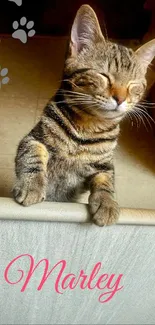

left=13, top=5, right=155, bottom=226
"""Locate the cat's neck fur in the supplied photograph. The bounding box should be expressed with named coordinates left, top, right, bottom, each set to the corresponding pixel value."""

left=54, top=89, right=120, bottom=136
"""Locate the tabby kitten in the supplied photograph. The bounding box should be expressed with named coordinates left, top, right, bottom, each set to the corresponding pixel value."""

left=13, top=5, right=155, bottom=226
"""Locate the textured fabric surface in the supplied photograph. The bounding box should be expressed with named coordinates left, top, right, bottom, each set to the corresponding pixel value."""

left=0, top=220, right=155, bottom=324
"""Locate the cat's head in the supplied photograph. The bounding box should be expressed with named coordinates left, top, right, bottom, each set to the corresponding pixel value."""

left=64, top=4, right=155, bottom=121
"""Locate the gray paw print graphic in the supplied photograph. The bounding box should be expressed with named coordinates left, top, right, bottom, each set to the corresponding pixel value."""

left=0, top=68, right=10, bottom=88
left=8, top=0, right=22, bottom=6
left=12, top=17, right=36, bottom=44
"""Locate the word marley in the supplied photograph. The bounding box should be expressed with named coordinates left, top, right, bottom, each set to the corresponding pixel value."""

left=4, top=254, right=124, bottom=303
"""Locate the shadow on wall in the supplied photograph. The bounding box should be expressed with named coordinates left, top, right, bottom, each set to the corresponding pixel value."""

left=118, top=118, right=155, bottom=174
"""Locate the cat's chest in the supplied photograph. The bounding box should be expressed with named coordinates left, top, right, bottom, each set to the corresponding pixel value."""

left=47, top=145, right=113, bottom=178
left=46, top=153, right=86, bottom=201
left=46, top=146, right=113, bottom=201
left=48, top=135, right=116, bottom=166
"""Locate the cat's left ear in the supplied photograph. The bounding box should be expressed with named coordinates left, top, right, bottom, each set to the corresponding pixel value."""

left=70, top=4, right=105, bottom=57
left=135, top=39, right=155, bottom=69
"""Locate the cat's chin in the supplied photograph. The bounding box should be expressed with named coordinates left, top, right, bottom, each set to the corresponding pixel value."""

left=99, top=109, right=125, bottom=121
left=96, top=101, right=127, bottom=121
left=103, top=114, right=124, bottom=121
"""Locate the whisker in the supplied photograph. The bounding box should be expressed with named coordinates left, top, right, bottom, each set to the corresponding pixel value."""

left=58, top=89, right=92, bottom=98
left=138, top=101, right=155, bottom=107
left=54, top=97, right=98, bottom=107
left=141, top=100, right=155, bottom=105
left=55, top=101, right=97, bottom=106
left=131, top=112, right=139, bottom=128
left=135, top=107, right=155, bottom=124
left=139, top=113, right=151, bottom=131
left=130, top=110, right=148, bottom=130
left=128, top=103, right=155, bottom=125
left=133, top=111, right=140, bottom=128
left=134, top=108, right=153, bottom=130
left=126, top=111, right=134, bottom=127
left=60, top=95, right=93, bottom=101
left=134, top=112, right=142, bottom=128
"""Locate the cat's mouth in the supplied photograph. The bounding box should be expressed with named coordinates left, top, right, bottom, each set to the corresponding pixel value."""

left=97, top=102, right=126, bottom=117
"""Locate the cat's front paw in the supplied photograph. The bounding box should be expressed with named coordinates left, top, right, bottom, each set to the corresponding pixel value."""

left=13, top=177, right=46, bottom=206
left=89, top=191, right=120, bottom=227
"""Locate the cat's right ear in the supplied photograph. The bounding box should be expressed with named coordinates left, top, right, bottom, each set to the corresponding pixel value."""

left=135, top=39, right=155, bottom=70
left=70, top=4, right=105, bottom=57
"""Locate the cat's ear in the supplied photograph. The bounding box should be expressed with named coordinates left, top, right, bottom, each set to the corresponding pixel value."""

left=70, top=4, right=105, bottom=56
left=135, top=39, right=155, bottom=69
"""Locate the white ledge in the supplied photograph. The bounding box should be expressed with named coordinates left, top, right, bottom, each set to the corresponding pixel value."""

left=0, top=197, right=155, bottom=225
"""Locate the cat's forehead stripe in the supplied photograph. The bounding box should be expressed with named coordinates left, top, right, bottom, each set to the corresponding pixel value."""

left=107, top=44, right=135, bottom=72
left=67, top=68, right=93, bottom=78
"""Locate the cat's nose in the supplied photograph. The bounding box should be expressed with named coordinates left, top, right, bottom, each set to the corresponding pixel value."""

left=113, top=95, right=125, bottom=105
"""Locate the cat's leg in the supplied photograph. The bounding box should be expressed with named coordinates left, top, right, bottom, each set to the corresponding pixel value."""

left=13, top=139, right=49, bottom=206
left=88, top=169, right=119, bottom=226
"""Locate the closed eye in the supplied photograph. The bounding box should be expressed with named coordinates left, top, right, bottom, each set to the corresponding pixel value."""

left=76, top=81, right=94, bottom=87
left=100, top=73, right=112, bottom=86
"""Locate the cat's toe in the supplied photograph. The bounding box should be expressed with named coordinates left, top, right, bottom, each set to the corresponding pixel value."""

left=89, top=192, right=120, bottom=227
left=13, top=180, right=45, bottom=206
left=22, top=190, right=45, bottom=206
left=92, top=202, right=119, bottom=226
left=13, top=183, right=27, bottom=204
